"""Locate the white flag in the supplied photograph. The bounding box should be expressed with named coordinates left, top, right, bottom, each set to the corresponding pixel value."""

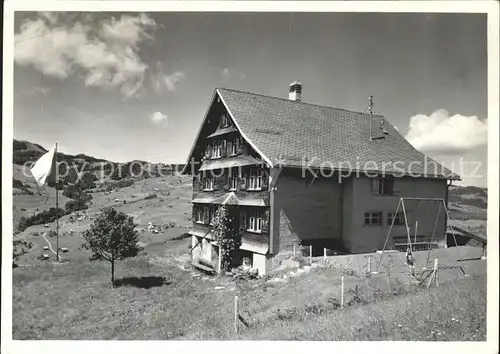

left=30, top=145, right=56, bottom=188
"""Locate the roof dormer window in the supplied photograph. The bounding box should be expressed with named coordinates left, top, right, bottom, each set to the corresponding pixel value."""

left=220, top=113, right=230, bottom=128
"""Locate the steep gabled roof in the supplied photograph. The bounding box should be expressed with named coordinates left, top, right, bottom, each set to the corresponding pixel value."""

left=216, top=88, right=459, bottom=180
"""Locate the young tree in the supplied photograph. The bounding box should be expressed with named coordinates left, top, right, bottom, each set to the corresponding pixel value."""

left=82, top=207, right=139, bottom=285
left=212, top=205, right=241, bottom=272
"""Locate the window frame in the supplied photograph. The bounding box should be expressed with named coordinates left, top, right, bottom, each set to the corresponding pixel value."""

left=248, top=169, right=263, bottom=191
left=195, top=207, right=204, bottom=224
left=220, top=113, right=229, bottom=128
left=364, top=211, right=383, bottom=226
left=209, top=206, right=217, bottom=225
left=247, top=210, right=263, bottom=233
left=371, top=177, right=395, bottom=196
left=229, top=138, right=239, bottom=156
left=203, top=176, right=214, bottom=191
left=229, top=175, right=238, bottom=191
left=203, top=206, right=210, bottom=224
left=387, top=211, right=405, bottom=226
left=211, top=141, right=222, bottom=159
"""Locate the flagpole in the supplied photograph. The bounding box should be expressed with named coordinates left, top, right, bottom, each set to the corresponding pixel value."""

left=55, top=143, right=59, bottom=262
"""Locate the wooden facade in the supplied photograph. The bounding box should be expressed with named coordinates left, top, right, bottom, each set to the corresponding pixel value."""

left=186, top=94, right=272, bottom=273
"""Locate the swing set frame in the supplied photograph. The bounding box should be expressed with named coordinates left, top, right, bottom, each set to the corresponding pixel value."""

left=374, top=197, right=464, bottom=276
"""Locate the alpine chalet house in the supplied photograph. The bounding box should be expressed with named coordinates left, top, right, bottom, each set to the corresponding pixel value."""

left=182, top=82, right=460, bottom=275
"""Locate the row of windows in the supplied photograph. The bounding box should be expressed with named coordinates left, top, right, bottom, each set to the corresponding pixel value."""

left=201, top=169, right=264, bottom=191
left=364, top=211, right=405, bottom=226
left=194, top=206, right=267, bottom=234
left=207, top=138, right=241, bottom=159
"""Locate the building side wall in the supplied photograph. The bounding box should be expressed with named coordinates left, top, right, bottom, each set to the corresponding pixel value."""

left=341, top=177, right=354, bottom=251
left=347, top=176, right=448, bottom=253
left=253, top=253, right=272, bottom=275
left=274, top=169, right=343, bottom=252
left=191, top=235, right=201, bottom=260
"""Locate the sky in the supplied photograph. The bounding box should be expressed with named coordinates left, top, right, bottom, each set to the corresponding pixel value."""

left=13, top=11, right=488, bottom=187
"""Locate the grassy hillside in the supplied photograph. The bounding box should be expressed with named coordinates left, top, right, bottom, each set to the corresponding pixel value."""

left=11, top=139, right=488, bottom=341
left=13, top=175, right=193, bottom=265
left=12, top=247, right=486, bottom=340
left=449, top=185, right=487, bottom=210
left=447, top=185, right=487, bottom=238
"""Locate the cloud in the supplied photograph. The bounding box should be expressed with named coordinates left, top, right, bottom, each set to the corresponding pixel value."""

left=222, top=68, right=246, bottom=80
left=404, top=109, right=487, bottom=155
left=151, top=63, right=185, bottom=92
left=164, top=71, right=185, bottom=91
left=14, top=13, right=157, bottom=99
left=150, top=111, right=168, bottom=126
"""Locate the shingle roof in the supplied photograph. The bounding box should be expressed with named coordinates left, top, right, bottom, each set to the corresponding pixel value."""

left=217, top=88, right=460, bottom=180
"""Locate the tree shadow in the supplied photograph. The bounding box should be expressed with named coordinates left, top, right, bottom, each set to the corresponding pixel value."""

left=113, top=276, right=170, bottom=289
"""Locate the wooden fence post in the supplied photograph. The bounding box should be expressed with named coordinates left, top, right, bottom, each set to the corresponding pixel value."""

left=293, top=243, right=296, bottom=258
left=427, top=258, right=439, bottom=289
left=218, top=247, right=223, bottom=275
left=367, top=256, right=371, bottom=274
left=324, top=248, right=327, bottom=261
left=309, top=245, right=312, bottom=264
left=434, top=258, right=439, bottom=287
left=341, top=276, right=344, bottom=307
left=234, top=296, right=239, bottom=336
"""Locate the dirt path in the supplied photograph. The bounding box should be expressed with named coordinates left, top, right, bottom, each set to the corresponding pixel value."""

left=42, top=231, right=61, bottom=260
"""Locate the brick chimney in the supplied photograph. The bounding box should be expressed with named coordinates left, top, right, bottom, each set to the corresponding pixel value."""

left=288, top=81, right=302, bottom=101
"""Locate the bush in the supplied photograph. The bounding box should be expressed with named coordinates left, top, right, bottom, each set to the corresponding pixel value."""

left=65, top=200, right=88, bottom=213
left=145, top=192, right=157, bottom=200
left=115, top=178, right=135, bottom=189
left=13, top=179, right=34, bottom=195
left=17, top=207, right=66, bottom=232
left=13, top=240, right=33, bottom=259
left=13, top=179, right=24, bottom=189
left=212, top=205, right=241, bottom=272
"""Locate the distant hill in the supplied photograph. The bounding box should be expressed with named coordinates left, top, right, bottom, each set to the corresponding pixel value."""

left=12, top=139, right=182, bottom=233
left=449, top=185, right=487, bottom=210
left=13, top=139, right=177, bottom=184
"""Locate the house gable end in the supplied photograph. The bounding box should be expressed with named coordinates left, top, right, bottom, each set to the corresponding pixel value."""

left=183, top=89, right=273, bottom=174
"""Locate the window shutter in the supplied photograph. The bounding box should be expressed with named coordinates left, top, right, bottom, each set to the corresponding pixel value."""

left=203, top=208, right=210, bottom=224
left=199, top=176, right=205, bottom=191
left=393, top=179, right=401, bottom=196
left=262, top=209, right=270, bottom=233
left=221, top=141, right=227, bottom=157
left=237, top=139, right=245, bottom=154
left=223, top=174, right=229, bottom=191
left=213, top=176, right=219, bottom=191
left=239, top=210, right=247, bottom=231
left=227, top=141, right=233, bottom=156
left=235, top=138, right=240, bottom=155
left=239, top=170, right=247, bottom=190
left=192, top=206, right=197, bottom=221
left=262, top=169, right=269, bottom=190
